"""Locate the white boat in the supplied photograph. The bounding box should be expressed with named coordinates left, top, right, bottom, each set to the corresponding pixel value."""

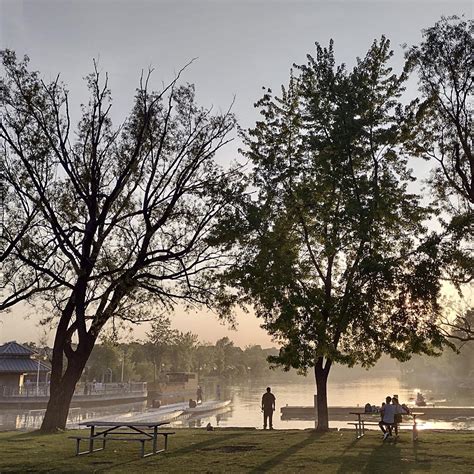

left=185, top=400, right=231, bottom=414
left=123, top=407, right=184, bottom=423
left=85, top=399, right=232, bottom=425
left=85, top=404, right=185, bottom=424
left=149, top=399, right=232, bottom=415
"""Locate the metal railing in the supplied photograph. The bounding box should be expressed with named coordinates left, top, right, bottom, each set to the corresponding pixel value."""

left=1, top=383, right=50, bottom=397
left=75, top=382, right=147, bottom=396
left=0, top=382, right=147, bottom=398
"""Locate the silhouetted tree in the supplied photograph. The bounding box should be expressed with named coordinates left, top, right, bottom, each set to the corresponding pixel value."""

left=143, top=315, right=176, bottom=381
left=216, top=38, right=449, bottom=430
left=406, top=16, right=473, bottom=209
left=405, top=15, right=473, bottom=336
left=0, top=50, right=238, bottom=432
left=169, top=331, right=198, bottom=371
left=84, top=342, right=121, bottom=383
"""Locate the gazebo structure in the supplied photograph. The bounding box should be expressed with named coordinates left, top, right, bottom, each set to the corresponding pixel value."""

left=0, top=341, right=50, bottom=396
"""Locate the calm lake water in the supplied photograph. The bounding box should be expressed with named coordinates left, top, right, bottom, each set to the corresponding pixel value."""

left=1, top=376, right=473, bottom=431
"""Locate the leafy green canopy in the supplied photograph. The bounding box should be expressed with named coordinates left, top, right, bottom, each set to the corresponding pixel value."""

left=217, top=38, right=448, bottom=372
left=405, top=16, right=473, bottom=210
left=404, top=16, right=473, bottom=288
left=0, top=51, right=239, bottom=335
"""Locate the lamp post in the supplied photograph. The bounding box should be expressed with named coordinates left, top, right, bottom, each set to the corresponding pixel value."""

left=36, top=358, right=40, bottom=396
left=46, top=371, right=51, bottom=395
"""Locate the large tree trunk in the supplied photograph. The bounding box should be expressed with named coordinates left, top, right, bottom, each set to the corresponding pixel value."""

left=40, top=335, right=94, bottom=433
left=314, top=357, right=332, bottom=431
left=40, top=366, right=82, bottom=432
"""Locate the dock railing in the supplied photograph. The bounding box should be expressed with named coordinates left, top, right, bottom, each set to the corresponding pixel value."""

left=75, top=381, right=147, bottom=396
left=1, top=382, right=147, bottom=398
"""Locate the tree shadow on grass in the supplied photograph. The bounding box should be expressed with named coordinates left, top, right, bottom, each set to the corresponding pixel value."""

left=1, top=431, right=248, bottom=473
left=361, top=438, right=430, bottom=474
left=93, top=432, right=247, bottom=473
left=167, top=431, right=247, bottom=457
left=341, top=436, right=364, bottom=454
left=249, top=431, right=324, bottom=473
left=2, top=429, right=44, bottom=439
left=322, top=434, right=431, bottom=474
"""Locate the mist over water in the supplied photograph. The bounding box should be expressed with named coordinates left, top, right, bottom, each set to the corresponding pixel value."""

left=2, top=376, right=472, bottom=431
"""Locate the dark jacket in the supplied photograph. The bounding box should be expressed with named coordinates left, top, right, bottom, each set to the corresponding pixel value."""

left=262, top=392, right=275, bottom=412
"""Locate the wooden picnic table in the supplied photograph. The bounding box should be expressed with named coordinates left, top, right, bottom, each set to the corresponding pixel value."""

left=349, top=411, right=425, bottom=441
left=409, top=412, right=424, bottom=441
left=349, top=411, right=371, bottom=439
left=71, top=420, right=174, bottom=457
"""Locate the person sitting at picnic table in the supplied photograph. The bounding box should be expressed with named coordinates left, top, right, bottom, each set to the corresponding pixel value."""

left=392, top=395, right=410, bottom=436
left=379, top=396, right=396, bottom=440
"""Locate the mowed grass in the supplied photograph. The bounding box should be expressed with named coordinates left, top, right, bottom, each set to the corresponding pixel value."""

left=0, top=428, right=473, bottom=473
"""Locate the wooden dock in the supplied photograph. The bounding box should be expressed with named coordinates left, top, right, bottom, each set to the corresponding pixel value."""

left=281, top=405, right=474, bottom=421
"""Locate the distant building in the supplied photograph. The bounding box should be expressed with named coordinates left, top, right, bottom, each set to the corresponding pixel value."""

left=148, top=372, right=198, bottom=405
left=0, top=341, right=50, bottom=395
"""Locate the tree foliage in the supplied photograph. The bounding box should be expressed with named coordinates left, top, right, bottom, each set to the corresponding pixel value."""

left=405, top=15, right=473, bottom=335
left=0, top=50, right=239, bottom=431
left=405, top=15, right=473, bottom=210
left=215, top=37, right=449, bottom=429
left=141, top=314, right=176, bottom=381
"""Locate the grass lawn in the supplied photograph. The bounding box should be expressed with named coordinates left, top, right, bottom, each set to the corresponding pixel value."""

left=0, top=428, right=473, bottom=473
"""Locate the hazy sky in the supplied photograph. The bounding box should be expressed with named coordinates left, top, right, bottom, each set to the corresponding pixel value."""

left=0, top=0, right=471, bottom=347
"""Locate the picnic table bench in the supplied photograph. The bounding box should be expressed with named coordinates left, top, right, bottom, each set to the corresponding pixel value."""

left=349, top=411, right=424, bottom=441
left=70, top=421, right=175, bottom=458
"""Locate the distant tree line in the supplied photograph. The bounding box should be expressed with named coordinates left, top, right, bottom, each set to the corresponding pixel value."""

left=22, top=335, right=286, bottom=384
left=23, top=318, right=473, bottom=387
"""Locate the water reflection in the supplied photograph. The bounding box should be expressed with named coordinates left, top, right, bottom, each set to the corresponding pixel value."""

left=1, top=377, right=472, bottom=431
left=0, top=402, right=147, bottom=431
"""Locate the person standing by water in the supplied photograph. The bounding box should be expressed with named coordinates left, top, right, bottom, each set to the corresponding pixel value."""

left=261, top=387, right=276, bottom=430
left=196, top=385, right=203, bottom=403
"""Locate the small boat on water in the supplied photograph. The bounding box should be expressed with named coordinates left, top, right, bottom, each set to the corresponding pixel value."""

left=82, top=399, right=231, bottom=425
left=149, top=399, right=231, bottom=414
left=169, top=400, right=232, bottom=422
left=121, top=406, right=185, bottom=423
left=408, top=392, right=429, bottom=407
left=85, top=403, right=184, bottom=424
left=415, top=392, right=427, bottom=406
left=185, top=400, right=231, bottom=414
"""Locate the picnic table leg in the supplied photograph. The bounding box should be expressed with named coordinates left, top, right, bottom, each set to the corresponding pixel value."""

left=153, top=426, right=157, bottom=454
left=140, top=440, right=145, bottom=458
left=88, top=426, right=95, bottom=454
left=357, top=415, right=363, bottom=439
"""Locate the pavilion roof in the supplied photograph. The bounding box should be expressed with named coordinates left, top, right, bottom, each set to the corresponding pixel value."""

left=0, top=358, right=50, bottom=374
left=0, top=341, right=35, bottom=356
